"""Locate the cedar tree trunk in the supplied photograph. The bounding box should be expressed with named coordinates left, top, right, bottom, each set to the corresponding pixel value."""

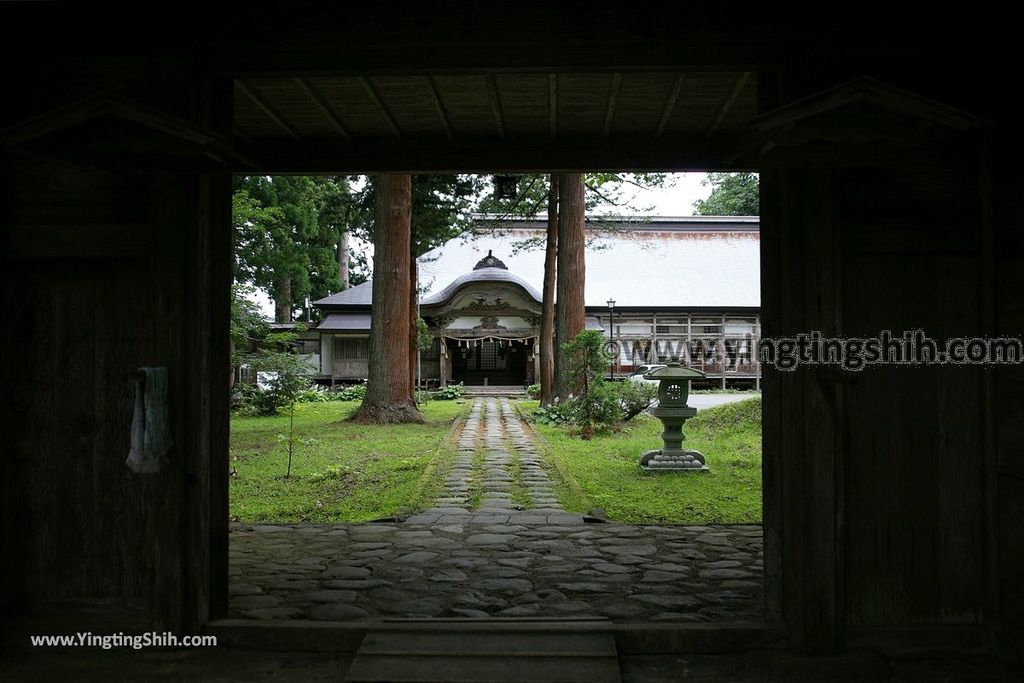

left=274, top=276, right=291, bottom=323
left=338, top=231, right=350, bottom=289
left=552, top=173, right=586, bottom=401
left=539, top=174, right=559, bottom=405
left=353, top=175, right=423, bottom=423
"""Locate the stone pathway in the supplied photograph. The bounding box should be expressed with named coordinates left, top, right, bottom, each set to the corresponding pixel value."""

left=229, top=523, right=764, bottom=622
left=228, top=398, right=764, bottom=623
left=406, top=398, right=582, bottom=525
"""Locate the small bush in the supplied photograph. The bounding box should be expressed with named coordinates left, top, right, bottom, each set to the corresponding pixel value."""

left=528, top=382, right=657, bottom=434
left=296, top=387, right=331, bottom=403
left=526, top=383, right=541, bottom=399
left=231, top=383, right=267, bottom=416
left=431, top=382, right=464, bottom=400
left=336, top=384, right=367, bottom=402
left=617, top=381, right=658, bottom=421
left=532, top=401, right=577, bottom=426
left=573, top=381, right=625, bottom=433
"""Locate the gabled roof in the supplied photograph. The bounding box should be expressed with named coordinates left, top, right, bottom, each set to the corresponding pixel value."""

left=313, top=217, right=761, bottom=313
left=318, top=313, right=372, bottom=331
left=418, top=217, right=759, bottom=309
left=314, top=281, right=372, bottom=306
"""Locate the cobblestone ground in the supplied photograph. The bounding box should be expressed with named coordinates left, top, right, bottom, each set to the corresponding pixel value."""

left=406, top=398, right=579, bottom=525
left=229, top=398, right=764, bottom=623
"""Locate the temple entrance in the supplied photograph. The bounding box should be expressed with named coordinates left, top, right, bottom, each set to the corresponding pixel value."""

left=448, top=338, right=532, bottom=386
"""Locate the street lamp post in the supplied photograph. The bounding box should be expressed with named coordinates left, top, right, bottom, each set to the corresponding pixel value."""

left=606, top=298, right=616, bottom=380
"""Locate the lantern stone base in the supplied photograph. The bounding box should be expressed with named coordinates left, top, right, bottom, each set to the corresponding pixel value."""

left=640, top=448, right=709, bottom=472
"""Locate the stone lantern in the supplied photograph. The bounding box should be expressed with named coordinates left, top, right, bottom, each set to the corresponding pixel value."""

left=640, top=362, right=708, bottom=471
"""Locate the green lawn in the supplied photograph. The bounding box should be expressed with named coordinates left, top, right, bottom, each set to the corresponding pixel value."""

left=517, top=397, right=762, bottom=525
left=229, top=400, right=465, bottom=523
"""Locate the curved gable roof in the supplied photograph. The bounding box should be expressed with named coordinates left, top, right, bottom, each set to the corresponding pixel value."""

left=421, top=268, right=542, bottom=306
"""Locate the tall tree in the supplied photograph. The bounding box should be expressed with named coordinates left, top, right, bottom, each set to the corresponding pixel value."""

left=353, top=175, right=424, bottom=424
left=693, top=172, right=760, bottom=216
left=233, top=175, right=347, bottom=322
left=353, top=174, right=484, bottom=393
left=539, top=175, right=559, bottom=405
left=552, top=173, right=586, bottom=401
left=315, top=175, right=366, bottom=294
left=479, top=172, right=666, bottom=402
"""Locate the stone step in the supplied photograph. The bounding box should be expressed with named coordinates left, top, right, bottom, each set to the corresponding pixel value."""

left=345, top=627, right=620, bottom=683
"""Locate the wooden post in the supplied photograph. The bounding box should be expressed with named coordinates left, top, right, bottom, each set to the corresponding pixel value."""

left=687, top=313, right=692, bottom=366
left=652, top=313, right=659, bottom=364
left=439, top=337, right=447, bottom=387
left=721, top=313, right=727, bottom=389
left=764, top=166, right=843, bottom=653
left=204, top=74, right=234, bottom=624
left=409, top=254, right=418, bottom=399
left=755, top=314, right=761, bottom=391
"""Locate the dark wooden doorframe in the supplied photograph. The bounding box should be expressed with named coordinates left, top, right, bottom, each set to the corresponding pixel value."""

left=208, top=73, right=801, bottom=647
left=449, top=339, right=530, bottom=386
left=205, top=180, right=782, bottom=634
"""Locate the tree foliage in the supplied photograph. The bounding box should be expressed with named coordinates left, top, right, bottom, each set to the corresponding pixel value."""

left=477, top=172, right=668, bottom=220
left=351, top=174, right=485, bottom=257
left=562, top=330, right=617, bottom=436
left=233, top=175, right=358, bottom=321
left=230, top=284, right=269, bottom=368
left=618, top=381, right=658, bottom=421
left=693, top=172, right=760, bottom=216
left=477, top=172, right=671, bottom=256
left=563, top=330, right=613, bottom=400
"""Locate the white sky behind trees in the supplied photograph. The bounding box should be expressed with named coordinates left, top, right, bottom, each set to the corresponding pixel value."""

left=248, top=172, right=714, bottom=317
left=601, top=171, right=712, bottom=216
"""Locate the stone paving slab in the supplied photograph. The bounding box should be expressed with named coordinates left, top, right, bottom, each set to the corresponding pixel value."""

left=229, top=523, right=763, bottom=623
left=423, top=397, right=583, bottom=524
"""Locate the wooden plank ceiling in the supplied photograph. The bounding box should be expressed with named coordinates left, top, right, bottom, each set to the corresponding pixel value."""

left=234, top=71, right=757, bottom=173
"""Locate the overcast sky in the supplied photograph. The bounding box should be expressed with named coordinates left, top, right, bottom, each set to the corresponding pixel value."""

left=250, top=172, right=713, bottom=317
left=603, top=172, right=712, bottom=215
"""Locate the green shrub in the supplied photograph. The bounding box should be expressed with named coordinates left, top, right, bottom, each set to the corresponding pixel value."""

left=296, top=387, right=330, bottom=403
left=532, top=400, right=577, bottom=426
left=563, top=330, right=612, bottom=398
left=336, top=384, right=367, bottom=402
left=617, top=381, right=658, bottom=421
left=554, top=331, right=620, bottom=435
left=231, top=383, right=266, bottom=416
left=526, top=383, right=541, bottom=399
left=573, top=381, right=624, bottom=434
left=431, top=382, right=464, bottom=400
